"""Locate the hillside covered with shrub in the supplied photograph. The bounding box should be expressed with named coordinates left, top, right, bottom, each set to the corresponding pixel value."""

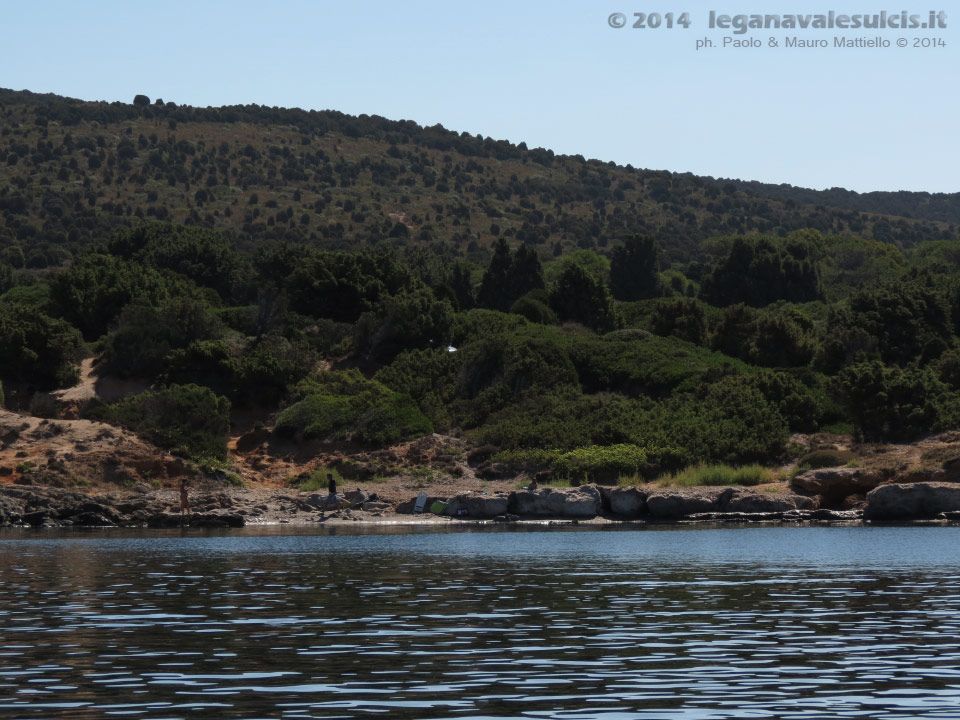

left=2, top=89, right=960, bottom=481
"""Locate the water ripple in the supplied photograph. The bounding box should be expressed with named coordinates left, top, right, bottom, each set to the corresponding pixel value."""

left=3, top=526, right=960, bottom=718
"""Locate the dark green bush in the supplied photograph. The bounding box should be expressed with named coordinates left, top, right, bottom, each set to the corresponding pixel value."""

left=799, top=449, right=856, bottom=469
left=0, top=302, right=84, bottom=389
left=700, top=233, right=823, bottom=308
left=510, top=294, right=557, bottom=325
left=273, top=370, right=432, bottom=445
left=833, top=361, right=956, bottom=442
left=549, top=262, right=621, bottom=333
left=551, top=444, right=678, bottom=482
left=100, top=384, right=230, bottom=461
left=50, top=253, right=198, bottom=338
left=374, top=347, right=461, bottom=427
left=101, top=296, right=221, bottom=378
left=107, top=223, right=253, bottom=303
left=450, top=309, right=529, bottom=347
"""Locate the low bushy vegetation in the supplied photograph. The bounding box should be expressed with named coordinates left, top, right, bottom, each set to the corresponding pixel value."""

left=659, top=464, right=777, bottom=487
left=3, top=88, right=960, bottom=473
left=273, top=370, right=432, bottom=445
left=552, top=444, right=665, bottom=482
left=798, top=449, right=856, bottom=469
left=97, top=384, right=230, bottom=462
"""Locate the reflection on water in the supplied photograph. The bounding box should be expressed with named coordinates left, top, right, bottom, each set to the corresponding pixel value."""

left=2, top=526, right=960, bottom=718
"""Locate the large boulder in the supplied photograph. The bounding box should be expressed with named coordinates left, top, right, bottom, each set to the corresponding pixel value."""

left=605, top=487, right=647, bottom=517
left=723, top=489, right=816, bottom=513
left=865, top=482, right=960, bottom=520
left=791, top=467, right=885, bottom=505
left=509, top=486, right=602, bottom=518
left=646, top=490, right=719, bottom=518
left=646, top=487, right=814, bottom=518
left=444, top=493, right=510, bottom=519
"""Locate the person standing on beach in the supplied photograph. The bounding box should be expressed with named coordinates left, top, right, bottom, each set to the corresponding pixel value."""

left=327, top=473, right=337, bottom=506
left=179, top=477, right=191, bottom=515
left=320, top=472, right=339, bottom=519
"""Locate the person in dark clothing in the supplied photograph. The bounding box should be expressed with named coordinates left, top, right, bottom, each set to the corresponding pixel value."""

left=321, top=473, right=339, bottom=519
left=179, top=477, right=191, bottom=515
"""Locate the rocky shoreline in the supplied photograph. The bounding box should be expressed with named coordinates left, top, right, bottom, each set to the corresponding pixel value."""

left=6, top=409, right=960, bottom=531
left=5, top=477, right=960, bottom=530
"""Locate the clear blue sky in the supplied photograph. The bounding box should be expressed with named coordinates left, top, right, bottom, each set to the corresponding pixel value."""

left=3, top=0, right=956, bottom=192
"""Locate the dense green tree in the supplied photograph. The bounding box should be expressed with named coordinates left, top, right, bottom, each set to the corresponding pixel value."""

left=273, top=370, right=432, bottom=445
left=50, top=254, right=193, bottom=338
left=476, top=238, right=514, bottom=311
left=549, top=263, right=620, bottom=333
left=0, top=302, right=84, bottom=389
left=107, top=223, right=252, bottom=303
left=476, top=240, right=545, bottom=312
left=649, top=298, right=709, bottom=346
left=833, top=361, right=955, bottom=442
left=101, top=384, right=231, bottom=461
left=712, top=305, right=816, bottom=368
left=610, top=235, right=662, bottom=301
left=700, top=233, right=823, bottom=307
left=285, top=248, right=413, bottom=323
left=447, top=260, right=475, bottom=311
left=508, top=245, right=545, bottom=299
left=355, top=285, right=454, bottom=360
left=101, top=296, right=222, bottom=378
left=842, top=275, right=953, bottom=367
left=0, top=247, right=24, bottom=269
left=0, top=263, right=13, bottom=295
left=510, top=292, right=557, bottom=325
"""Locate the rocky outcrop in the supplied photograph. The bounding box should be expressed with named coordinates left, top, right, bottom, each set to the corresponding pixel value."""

left=791, top=467, right=886, bottom=506
left=646, top=490, right=718, bottom=518
left=864, top=482, right=960, bottom=520
left=724, top=490, right=815, bottom=513
left=444, top=493, right=510, bottom=519
left=508, top=486, right=602, bottom=518
left=0, top=485, right=250, bottom=528
left=601, top=487, right=647, bottom=517
left=646, top=487, right=815, bottom=519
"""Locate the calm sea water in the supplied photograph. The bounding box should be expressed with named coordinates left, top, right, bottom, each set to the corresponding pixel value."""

left=2, top=525, right=960, bottom=719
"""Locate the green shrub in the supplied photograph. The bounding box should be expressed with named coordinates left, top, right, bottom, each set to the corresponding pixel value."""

left=662, top=463, right=774, bottom=487
left=102, top=296, right=222, bottom=378
left=273, top=370, right=432, bottom=445
left=552, top=444, right=649, bottom=482
left=449, top=308, right=529, bottom=347
left=833, top=361, right=954, bottom=442
left=510, top=295, right=557, bottom=325
left=799, top=449, right=856, bottom=469
left=0, top=302, right=84, bottom=389
left=297, top=467, right=344, bottom=492
left=491, top=448, right=562, bottom=468
left=374, top=347, right=462, bottom=427
left=99, top=384, right=230, bottom=461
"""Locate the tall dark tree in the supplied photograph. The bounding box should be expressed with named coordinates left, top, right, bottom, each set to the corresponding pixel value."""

left=699, top=234, right=823, bottom=308
left=447, top=260, right=475, bottom=311
left=610, top=235, right=662, bottom=301
left=549, top=263, right=621, bottom=333
left=508, top=245, right=545, bottom=298
left=476, top=240, right=545, bottom=313
left=476, top=238, right=513, bottom=311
